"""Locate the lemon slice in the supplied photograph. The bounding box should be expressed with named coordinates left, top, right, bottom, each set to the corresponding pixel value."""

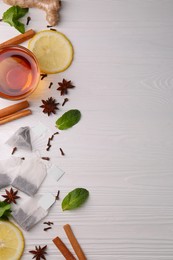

left=28, top=30, right=74, bottom=74
left=0, top=221, right=25, bottom=260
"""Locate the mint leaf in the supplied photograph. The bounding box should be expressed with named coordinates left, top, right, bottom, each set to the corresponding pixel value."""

left=0, top=201, right=11, bottom=220
left=56, top=109, right=81, bottom=130
left=62, top=188, right=89, bottom=211
left=2, top=6, right=29, bottom=33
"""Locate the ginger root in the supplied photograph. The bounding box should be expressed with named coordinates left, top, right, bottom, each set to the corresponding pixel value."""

left=3, top=0, right=61, bottom=26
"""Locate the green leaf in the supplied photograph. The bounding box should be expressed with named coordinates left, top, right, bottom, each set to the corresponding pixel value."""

left=0, top=201, right=11, bottom=220
left=62, top=188, right=89, bottom=211
left=56, top=109, right=81, bottom=130
left=2, top=6, right=29, bottom=33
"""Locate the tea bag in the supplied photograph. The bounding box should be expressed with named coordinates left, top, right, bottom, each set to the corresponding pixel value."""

left=12, top=193, right=55, bottom=231
left=6, top=126, right=32, bottom=151
left=0, top=157, right=22, bottom=189
left=12, top=157, right=47, bottom=196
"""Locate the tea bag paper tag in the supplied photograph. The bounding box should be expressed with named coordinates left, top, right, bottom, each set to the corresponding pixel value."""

left=38, top=193, right=55, bottom=211
left=47, top=164, right=65, bottom=181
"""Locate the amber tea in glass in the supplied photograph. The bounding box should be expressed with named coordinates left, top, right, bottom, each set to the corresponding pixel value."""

left=0, top=45, right=40, bottom=100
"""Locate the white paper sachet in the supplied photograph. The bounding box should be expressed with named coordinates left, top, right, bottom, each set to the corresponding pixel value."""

left=0, top=157, right=22, bottom=189
left=12, top=157, right=47, bottom=196
left=12, top=193, right=55, bottom=231
left=5, top=123, right=49, bottom=155
left=6, top=127, right=32, bottom=151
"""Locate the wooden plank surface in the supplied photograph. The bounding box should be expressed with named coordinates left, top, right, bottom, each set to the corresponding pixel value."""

left=1, top=0, right=173, bottom=259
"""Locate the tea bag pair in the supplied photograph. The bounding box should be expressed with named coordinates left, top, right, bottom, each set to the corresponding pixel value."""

left=12, top=163, right=64, bottom=231
left=13, top=193, right=55, bottom=231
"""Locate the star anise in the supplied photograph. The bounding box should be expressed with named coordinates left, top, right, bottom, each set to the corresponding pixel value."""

left=29, top=245, right=47, bottom=260
left=57, top=79, right=75, bottom=95
left=40, top=97, right=59, bottom=116
left=2, top=188, right=20, bottom=204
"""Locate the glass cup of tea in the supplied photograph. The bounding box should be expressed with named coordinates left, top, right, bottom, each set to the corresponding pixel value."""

left=0, top=45, right=40, bottom=100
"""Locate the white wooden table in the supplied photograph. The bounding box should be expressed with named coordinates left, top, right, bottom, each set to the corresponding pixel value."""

left=1, top=0, right=173, bottom=259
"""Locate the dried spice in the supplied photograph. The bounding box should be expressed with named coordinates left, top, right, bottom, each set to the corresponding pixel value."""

left=44, top=227, right=52, bottom=231
left=46, top=145, right=51, bottom=151
left=49, top=135, right=54, bottom=141
left=47, top=138, right=51, bottom=146
left=48, top=82, right=53, bottom=89
left=59, top=148, right=65, bottom=156
left=55, top=190, right=60, bottom=200
left=26, top=16, right=31, bottom=25
left=41, top=157, right=50, bottom=161
left=43, top=221, right=54, bottom=226
left=62, top=98, right=69, bottom=106
left=11, top=147, right=17, bottom=155
left=29, top=245, right=47, bottom=260
left=57, top=79, right=75, bottom=95
left=40, top=73, right=47, bottom=80
left=46, top=137, right=52, bottom=151
left=46, top=132, right=59, bottom=151
left=50, top=28, right=57, bottom=31
left=40, top=97, right=59, bottom=116
left=2, top=188, right=20, bottom=204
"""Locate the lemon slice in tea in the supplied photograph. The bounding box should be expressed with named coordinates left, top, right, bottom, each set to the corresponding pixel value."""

left=0, top=220, right=25, bottom=260
left=28, top=30, right=74, bottom=74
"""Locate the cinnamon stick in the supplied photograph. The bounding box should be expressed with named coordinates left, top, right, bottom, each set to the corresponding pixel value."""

left=0, top=29, right=35, bottom=48
left=0, top=101, right=29, bottom=118
left=0, top=109, right=32, bottom=125
left=52, top=237, right=76, bottom=260
left=63, top=224, right=87, bottom=260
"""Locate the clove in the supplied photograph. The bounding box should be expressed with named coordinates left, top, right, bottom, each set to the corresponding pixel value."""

left=59, top=148, right=65, bottom=156
left=62, top=98, right=69, bottom=107
left=48, top=82, right=53, bottom=89
left=40, top=74, right=47, bottom=80
left=55, top=190, right=60, bottom=200
left=11, top=147, right=17, bottom=155
left=26, top=16, right=31, bottom=25
left=41, top=157, right=50, bottom=161
left=44, top=227, right=52, bottom=231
